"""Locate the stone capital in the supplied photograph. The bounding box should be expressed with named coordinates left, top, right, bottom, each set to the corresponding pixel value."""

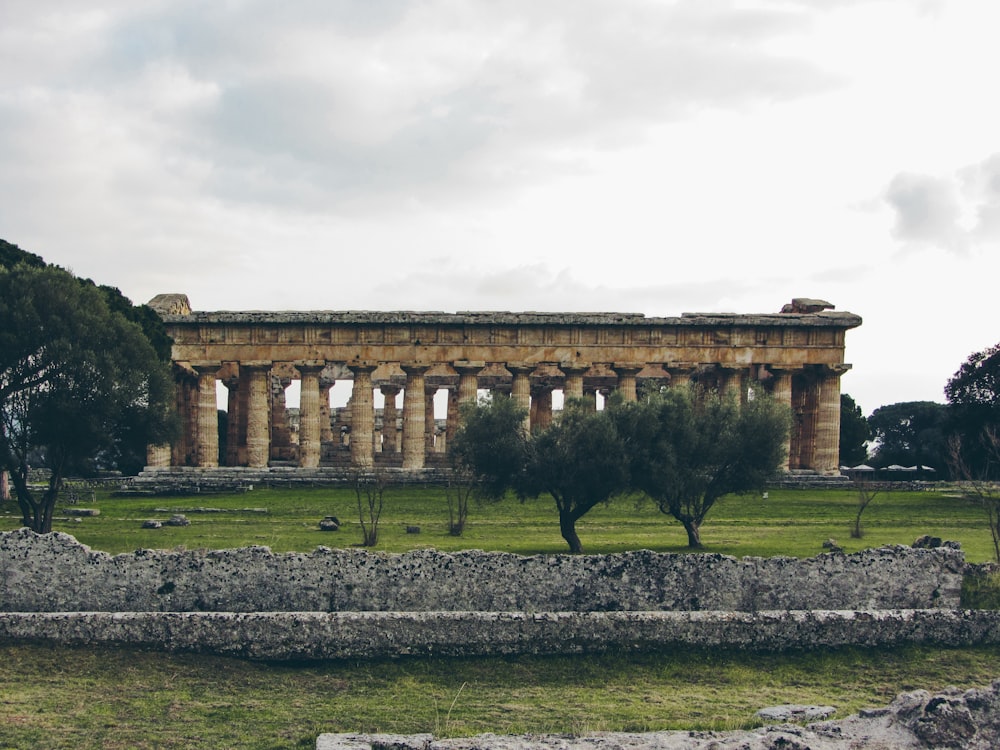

left=347, top=363, right=378, bottom=375
left=822, top=363, right=853, bottom=376
left=612, top=364, right=643, bottom=375
left=506, top=363, right=534, bottom=375
left=295, top=359, right=327, bottom=371
left=191, top=362, right=221, bottom=373
left=400, top=363, right=430, bottom=375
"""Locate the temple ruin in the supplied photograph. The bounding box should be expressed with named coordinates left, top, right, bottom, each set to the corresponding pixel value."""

left=145, top=296, right=861, bottom=476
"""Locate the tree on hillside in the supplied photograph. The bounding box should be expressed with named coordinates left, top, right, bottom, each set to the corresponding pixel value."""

left=840, top=393, right=871, bottom=466
left=0, top=239, right=46, bottom=270
left=945, top=343, right=1000, bottom=479
left=867, top=401, right=948, bottom=473
left=0, top=263, right=177, bottom=532
left=612, top=386, right=790, bottom=548
left=519, top=401, right=629, bottom=553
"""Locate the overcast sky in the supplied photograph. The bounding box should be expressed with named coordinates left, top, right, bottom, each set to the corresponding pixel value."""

left=2, top=0, right=999, bottom=416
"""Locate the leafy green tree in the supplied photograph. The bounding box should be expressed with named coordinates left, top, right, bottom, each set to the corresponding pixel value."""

left=612, top=387, right=790, bottom=548
left=447, top=394, right=528, bottom=535
left=840, top=393, right=871, bottom=466
left=450, top=395, right=528, bottom=499
left=867, top=401, right=948, bottom=473
left=0, top=263, right=176, bottom=532
left=519, top=401, right=629, bottom=553
left=945, top=343, right=1000, bottom=479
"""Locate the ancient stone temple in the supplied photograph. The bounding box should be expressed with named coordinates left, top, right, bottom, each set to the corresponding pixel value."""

left=145, top=296, right=860, bottom=476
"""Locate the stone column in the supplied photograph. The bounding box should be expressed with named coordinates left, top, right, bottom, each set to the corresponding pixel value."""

left=425, top=383, right=438, bottom=453
left=813, top=365, right=849, bottom=475
left=297, top=363, right=325, bottom=468
left=668, top=366, right=694, bottom=389
left=401, top=365, right=429, bottom=470
left=720, top=367, right=745, bottom=404
left=769, top=368, right=794, bottom=472
left=348, top=365, right=376, bottom=469
left=223, top=373, right=242, bottom=467
left=245, top=364, right=272, bottom=468
left=145, top=443, right=171, bottom=468
left=193, top=364, right=219, bottom=468
left=613, top=365, right=641, bottom=403
left=583, top=386, right=598, bottom=411
left=380, top=385, right=400, bottom=453
left=270, top=371, right=293, bottom=461
left=792, top=372, right=819, bottom=471
left=173, top=373, right=198, bottom=466
left=455, top=363, right=482, bottom=407
left=509, top=365, right=532, bottom=434
left=562, top=365, right=587, bottom=402
left=445, top=387, right=460, bottom=443
left=319, top=380, right=334, bottom=444
left=532, top=387, right=553, bottom=431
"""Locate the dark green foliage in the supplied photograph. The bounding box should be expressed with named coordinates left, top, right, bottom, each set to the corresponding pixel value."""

left=945, top=343, right=1000, bottom=479
left=612, top=386, right=790, bottom=547
left=868, top=401, right=948, bottom=473
left=519, top=401, right=629, bottom=553
left=94, top=283, right=174, bottom=361
left=0, top=263, right=177, bottom=532
left=0, top=238, right=46, bottom=269
left=839, top=393, right=871, bottom=466
left=450, top=395, right=528, bottom=501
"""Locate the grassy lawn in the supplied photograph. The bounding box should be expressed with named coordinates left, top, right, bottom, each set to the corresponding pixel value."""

left=0, top=484, right=995, bottom=561
left=1, top=484, right=998, bottom=748
left=2, top=643, right=1000, bottom=749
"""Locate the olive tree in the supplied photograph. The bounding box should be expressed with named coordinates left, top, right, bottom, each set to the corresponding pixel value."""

left=519, top=401, right=629, bottom=553
left=612, top=386, right=789, bottom=548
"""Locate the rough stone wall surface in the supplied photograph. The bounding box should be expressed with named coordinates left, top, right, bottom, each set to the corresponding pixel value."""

left=0, top=529, right=963, bottom=613
left=1, top=610, right=998, bottom=660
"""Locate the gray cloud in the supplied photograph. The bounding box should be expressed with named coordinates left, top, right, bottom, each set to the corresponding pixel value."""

left=0, top=0, right=842, bottom=217
left=884, top=154, right=1000, bottom=255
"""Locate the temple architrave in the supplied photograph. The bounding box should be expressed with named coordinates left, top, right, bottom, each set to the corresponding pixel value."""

left=145, top=295, right=861, bottom=476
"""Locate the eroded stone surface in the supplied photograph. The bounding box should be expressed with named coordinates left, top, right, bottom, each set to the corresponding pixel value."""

left=0, top=530, right=964, bottom=613
left=1, top=610, right=998, bottom=660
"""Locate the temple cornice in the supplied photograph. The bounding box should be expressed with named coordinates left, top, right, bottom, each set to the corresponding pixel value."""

left=158, top=309, right=862, bottom=329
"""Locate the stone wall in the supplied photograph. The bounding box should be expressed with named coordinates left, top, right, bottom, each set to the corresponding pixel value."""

left=1, top=609, right=999, bottom=660
left=0, top=529, right=963, bottom=613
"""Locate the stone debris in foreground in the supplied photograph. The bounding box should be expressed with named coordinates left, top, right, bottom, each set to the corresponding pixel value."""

left=317, top=680, right=1000, bottom=750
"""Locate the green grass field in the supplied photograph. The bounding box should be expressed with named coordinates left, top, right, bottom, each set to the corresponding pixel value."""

left=2, top=643, right=1000, bottom=749
left=2, top=484, right=999, bottom=749
left=1, top=483, right=995, bottom=561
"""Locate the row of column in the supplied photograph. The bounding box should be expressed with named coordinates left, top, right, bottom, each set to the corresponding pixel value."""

left=155, top=361, right=847, bottom=476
